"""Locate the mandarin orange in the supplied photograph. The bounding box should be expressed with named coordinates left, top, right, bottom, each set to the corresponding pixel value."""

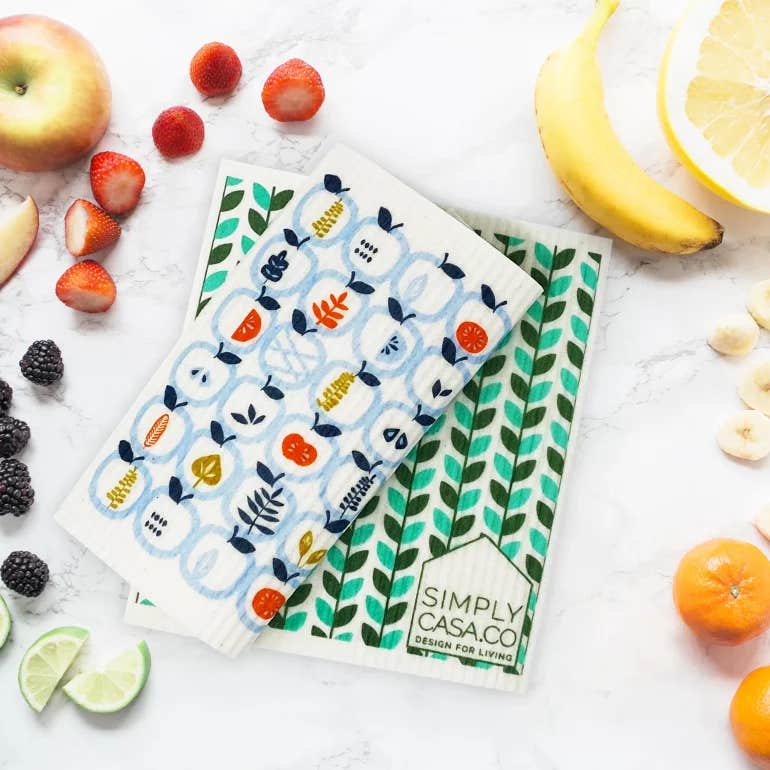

left=673, top=538, right=770, bottom=645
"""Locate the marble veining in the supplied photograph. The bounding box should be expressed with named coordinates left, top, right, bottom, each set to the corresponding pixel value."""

left=0, top=0, right=766, bottom=767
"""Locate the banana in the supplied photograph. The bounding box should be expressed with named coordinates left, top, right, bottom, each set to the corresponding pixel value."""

left=717, top=410, right=770, bottom=461
left=739, top=360, right=770, bottom=416
left=534, top=0, right=724, bottom=254
left=747, top=280, right=770, bottom=330
left=754, top=505, right=770, bottom=542
left=708, top=313, right=759, bottom=357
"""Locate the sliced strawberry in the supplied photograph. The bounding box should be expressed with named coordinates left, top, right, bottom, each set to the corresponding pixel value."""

left=90, top=152, right=146, bottom=215
left=64, top=199, right=121, bottom=257
left=55, top=260, right=116, bottom=313
left=261, top=59, right=325, bottom=122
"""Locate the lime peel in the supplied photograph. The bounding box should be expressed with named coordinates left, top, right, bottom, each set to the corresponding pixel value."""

left=0, top=593, right=10, bottom=649
left=63, top=640, right=151, bottom=714
left=18, top=626, right=89, bottom=712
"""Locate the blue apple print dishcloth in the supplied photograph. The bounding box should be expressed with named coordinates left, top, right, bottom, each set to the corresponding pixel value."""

left=55, top=145, right=541, bottom=657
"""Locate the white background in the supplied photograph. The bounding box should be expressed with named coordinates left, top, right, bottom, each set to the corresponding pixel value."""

left=1, top=0, right=769, bottom=768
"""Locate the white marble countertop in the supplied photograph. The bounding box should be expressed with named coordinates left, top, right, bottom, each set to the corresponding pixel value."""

left=1, top=0, right=769, bottom=767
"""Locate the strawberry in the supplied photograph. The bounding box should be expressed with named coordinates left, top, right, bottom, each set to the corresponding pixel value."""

left=190, top=42, right=242, bottom=97
left=261, top=59, right=325, bottom=122
left=55, top=260, right=116, bottom=313
left=90, top=152, right=146, bottom=215
left=152, top=106, right=204, bottom=158
left=64, top=199, right=121, bottom=257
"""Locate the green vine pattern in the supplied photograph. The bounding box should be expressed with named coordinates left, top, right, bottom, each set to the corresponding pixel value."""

left=304, top=495, right=378, bottom=640
left=508, top=249, right=600, bottom=672
left=429, top=354, right=503, bottom=558
left=254, top=221, right=602, bottom=682
left=196, top=177, right=293, bottom=317
left=360, top=422, right=441, bottom=650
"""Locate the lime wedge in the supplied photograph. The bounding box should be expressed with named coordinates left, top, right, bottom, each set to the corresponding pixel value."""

left=18, top=626, right=89, bottom=712
left=0, top=593, right=10, bottom=649
left=63, top=640, right=150, bottom=713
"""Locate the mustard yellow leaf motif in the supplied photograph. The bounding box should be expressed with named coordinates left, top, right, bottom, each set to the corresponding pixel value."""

left=298, top=530, right=313, bottom=559
left=305, top=549, right=327, bottom=566
left=191, top=454, right=222, bottom=488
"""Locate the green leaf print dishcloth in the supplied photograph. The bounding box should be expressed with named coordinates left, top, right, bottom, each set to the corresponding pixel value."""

left=125, top=161, right=610, bottom=690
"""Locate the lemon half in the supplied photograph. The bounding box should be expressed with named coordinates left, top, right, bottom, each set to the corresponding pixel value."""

left=659, top=0, right=770, bottom=212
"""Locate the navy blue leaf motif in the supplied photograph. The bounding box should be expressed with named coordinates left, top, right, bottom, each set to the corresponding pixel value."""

left=228, top=526, right=256, bottom=554
left=359, top=371, right=380, bottom=387
left=324, top=174, right=349, bottom=194
left=163, top=386, right=186, bottom=411
left=324, top=509, right=349, bottom=534
left=261, top=250, right=288, bottom=283
left=215, top=342, right=241, bottom=365
left=356, top=360, right=380, bottom=388
left=232, top=412, right=248, bottom=425
left=169, top=476, right=182, bottom=504
left=481, top=283, right=507, bottom=313
left=481, top=284, right=496, bottom=310
left=441, top=337, right=468, bottom=366
left=377, top=206, right=403, bottom=233
left=256, top=462, right=275, bottom=485
left=262, top=374, right=284, bottom=401
left=284, top=228, right=299, bottom=248
left=388, top=297, right=403, bottom=323
left=378, top=206, right=392, bottom=231
left=257, top=286, right=280, bottom=311
left=273, top=558, right=289, bottom=583
left=442, top=337, right=456, bottom=364
left=431, top=380, right=453, bottom=399
left=315, top=424, right=341, bottom=438
left=118, top=440, right=134, bottom=464
left=439, top=253, right=465, bottom=279
left=413, top=405, right=435, bottom=427
left=347, top=271, right=374, bottom=294
left=292, top=309, right=316, bottom=336
left=352, top=450, right=371, bottom=472
left=312, top=412, right=341, bottom=438
left=210, top=421, right=224, bottom=446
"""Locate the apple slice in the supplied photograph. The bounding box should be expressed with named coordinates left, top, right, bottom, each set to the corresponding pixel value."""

left=0, top=196, right=38, bottom=286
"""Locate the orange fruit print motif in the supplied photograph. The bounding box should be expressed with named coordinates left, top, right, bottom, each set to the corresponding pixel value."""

left=231, top=308, right=262, bottom=342
left=456, top=320, right=488, bottom=354
left=281, top=433, right=317, bottom=466
left=251, top=587, right=285, bottom=620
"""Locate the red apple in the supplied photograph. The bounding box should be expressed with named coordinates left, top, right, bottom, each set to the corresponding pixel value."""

left=0, top=15, right=111, bottom=171
left=0, top=196, right=38, bottom=286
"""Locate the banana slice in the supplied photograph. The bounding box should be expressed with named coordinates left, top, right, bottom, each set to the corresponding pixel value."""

left=748, top=280, right=770, bottom=330
left=739, top=360, right=770, bottom=416
left=708, top=313, right=759, bottom=356
left=754, top=505, right=770, bottom=542
left=717, top=410, right=770, bottom=461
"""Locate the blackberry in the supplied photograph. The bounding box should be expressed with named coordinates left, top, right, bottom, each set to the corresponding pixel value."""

left=0, top=416, right=29, bottom=458
left=19, top=340, right=63, bottom=386
left=0, top=379, right=11, bottom=414
left=0, top=459, right=34, bottom=516
left=1, top=551, right=48, bottom=597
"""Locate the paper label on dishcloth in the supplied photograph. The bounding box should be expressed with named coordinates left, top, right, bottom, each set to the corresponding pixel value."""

left=58, top=145, right=541, bottom=656
left=407, top=536, right=532, bottom=666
